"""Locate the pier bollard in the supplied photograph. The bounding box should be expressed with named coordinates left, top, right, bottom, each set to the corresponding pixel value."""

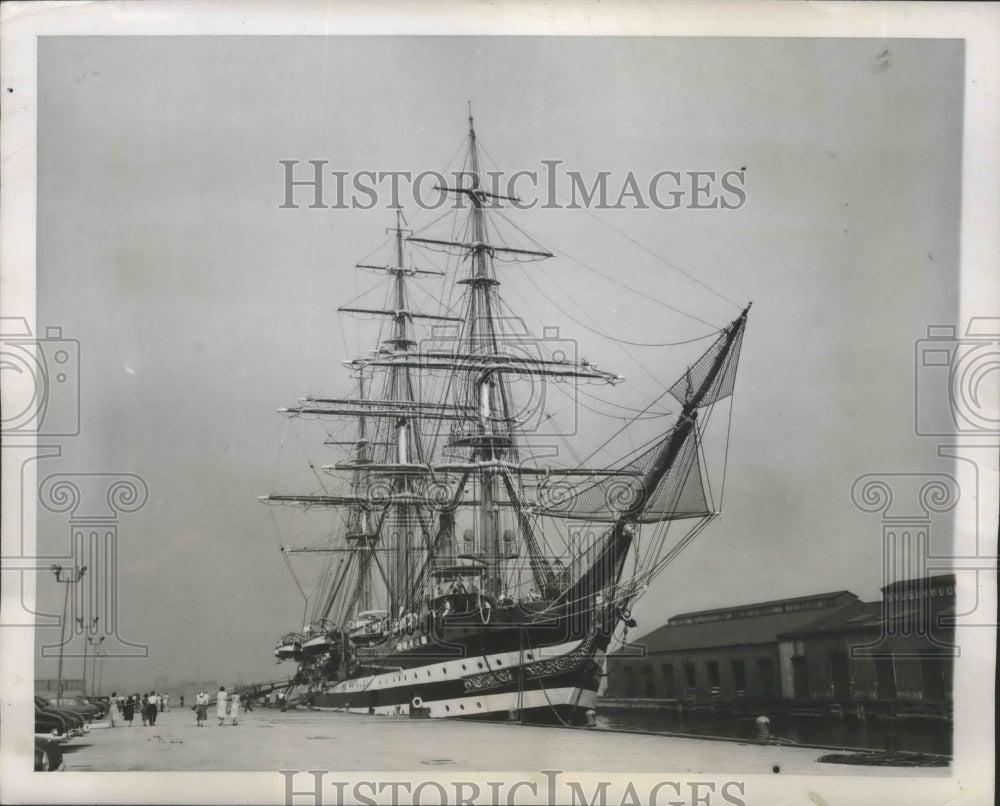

left=755, top=715, right=770, bottom=743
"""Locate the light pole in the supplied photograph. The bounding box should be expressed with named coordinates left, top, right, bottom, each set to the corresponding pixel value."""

left=77, top=615, right=99, bottom=697
left=97, top=650, right=107, bottom=696
left=50, top=564, right=86, bottom=698
left=87, top=633, right=105, bottom=696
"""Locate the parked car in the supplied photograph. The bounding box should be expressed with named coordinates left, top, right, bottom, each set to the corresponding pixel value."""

left=78, top=696, right=109, bottom=718
left=34, top=737, right=65, bottom=771
left=34, top=705, right=71, bottom=743
left=35, top=696, right=88, bottom=737
left=44, top=695, right=102, bottom=721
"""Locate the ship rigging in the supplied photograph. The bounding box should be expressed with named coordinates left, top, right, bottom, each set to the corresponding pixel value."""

left=263, top=110, right=749, bottom=723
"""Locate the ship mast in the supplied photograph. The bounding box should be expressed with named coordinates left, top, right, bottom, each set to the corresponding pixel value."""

left=342, top=371, right=372, bottom=617
left=266, top=208, right=466, bottom=626
left=385, top=209, right=420, bottom=618
left=401, top=109, right=623, bottom=598
left=341, top=113, right=623, bottom=600
left=467, top=111, right=504, bottom=593
left=345, top=209, right=464, bottom=618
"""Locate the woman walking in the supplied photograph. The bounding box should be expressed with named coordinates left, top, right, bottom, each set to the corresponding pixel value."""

left=195, top=690, right=209, bottom=727
left=216, top=686, right=227, bottom=726
left=123, top=694, right=135, bottom=726
left=229, top=693, right=241, bottom=726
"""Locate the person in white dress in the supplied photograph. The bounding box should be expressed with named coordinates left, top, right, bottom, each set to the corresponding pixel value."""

left=229, top=693, right=241, bottom=726
left=216, top=687, right=227, bottom=726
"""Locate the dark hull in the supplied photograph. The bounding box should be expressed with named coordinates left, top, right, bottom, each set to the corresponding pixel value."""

left=296, top=522, right=633, bottom=724
left=303, top=601, right=618, bottom=724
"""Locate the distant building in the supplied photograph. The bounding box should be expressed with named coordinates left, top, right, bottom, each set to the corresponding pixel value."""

left=35, top=679, right=85, bottom=695
left=604, top=591, right=859, bottom=706
left=776, top=574, right=955, bottom=717
left=602, top=575, right=955, bottom=720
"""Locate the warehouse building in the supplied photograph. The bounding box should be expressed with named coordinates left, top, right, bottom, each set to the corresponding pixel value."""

left=603, top=574, right=954, bottom=719
left=776, top=573, right=955, bottom=718
left=604, top=590, right=859, bottom=708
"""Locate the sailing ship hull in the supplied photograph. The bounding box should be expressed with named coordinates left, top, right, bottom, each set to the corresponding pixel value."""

left=306, top=615, right=613, bottom=725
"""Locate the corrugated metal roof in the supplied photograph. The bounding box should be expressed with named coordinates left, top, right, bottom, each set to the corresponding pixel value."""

left=777, top=596, right=956, bottom=638
left=636, top=600, right=861, bottom=653
left=776, top=600, right=884, bottom=638
left=669, top=590, right=856, bottom=623
left=881, top=573, right=955, bottom=593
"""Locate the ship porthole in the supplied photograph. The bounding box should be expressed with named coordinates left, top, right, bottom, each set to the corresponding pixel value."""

left=477, top=662, right=483, bottom=669
left=461, top=664, right=466, bottom=670
left=445, top=705, right=450, bottom=712
left=496, top=660, right=502, bottom=666
left=459, top=704, right=465, bottom=710
left=476, top=702, right=482, bottom=708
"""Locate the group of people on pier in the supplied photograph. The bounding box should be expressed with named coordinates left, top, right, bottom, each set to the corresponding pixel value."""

left=108, top=691, right=171, bottom=727
left=194, top=686, right=273, bottom=726
left=195, top=687, right=242, bottom=727
left=96, top=686, right=286, bottom=728
left=100, top=685, right=287, bottom=729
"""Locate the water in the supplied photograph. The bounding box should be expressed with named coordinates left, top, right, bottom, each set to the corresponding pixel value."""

left=594, top=709, right=951, bottom=756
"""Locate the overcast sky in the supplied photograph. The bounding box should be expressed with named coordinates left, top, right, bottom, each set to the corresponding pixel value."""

left=34, top=35, right=962, bottom=693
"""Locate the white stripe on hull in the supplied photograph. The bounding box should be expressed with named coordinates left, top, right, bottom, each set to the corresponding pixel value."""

left=312, top=686, right=598, bottom=719
left=326, top=637, right=588, bottom=695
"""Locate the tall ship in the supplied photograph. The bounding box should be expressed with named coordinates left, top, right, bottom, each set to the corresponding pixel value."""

left=264, top=112, right=750, bottom=724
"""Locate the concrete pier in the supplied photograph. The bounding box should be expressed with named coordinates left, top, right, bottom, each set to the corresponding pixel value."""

left=63, top=709, right=947, bottom=775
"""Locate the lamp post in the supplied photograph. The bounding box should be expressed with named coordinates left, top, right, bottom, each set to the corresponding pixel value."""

left=50, top=564, right=86, bottom=698
left=87, top=633, right=105, bottom=696
left=97, top=650, right=107, bottom=697
left=77, top=616, right=99, bottom=697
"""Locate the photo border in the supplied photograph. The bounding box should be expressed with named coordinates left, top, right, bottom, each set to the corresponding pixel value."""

left=2, top=2, right=996, bottom=804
